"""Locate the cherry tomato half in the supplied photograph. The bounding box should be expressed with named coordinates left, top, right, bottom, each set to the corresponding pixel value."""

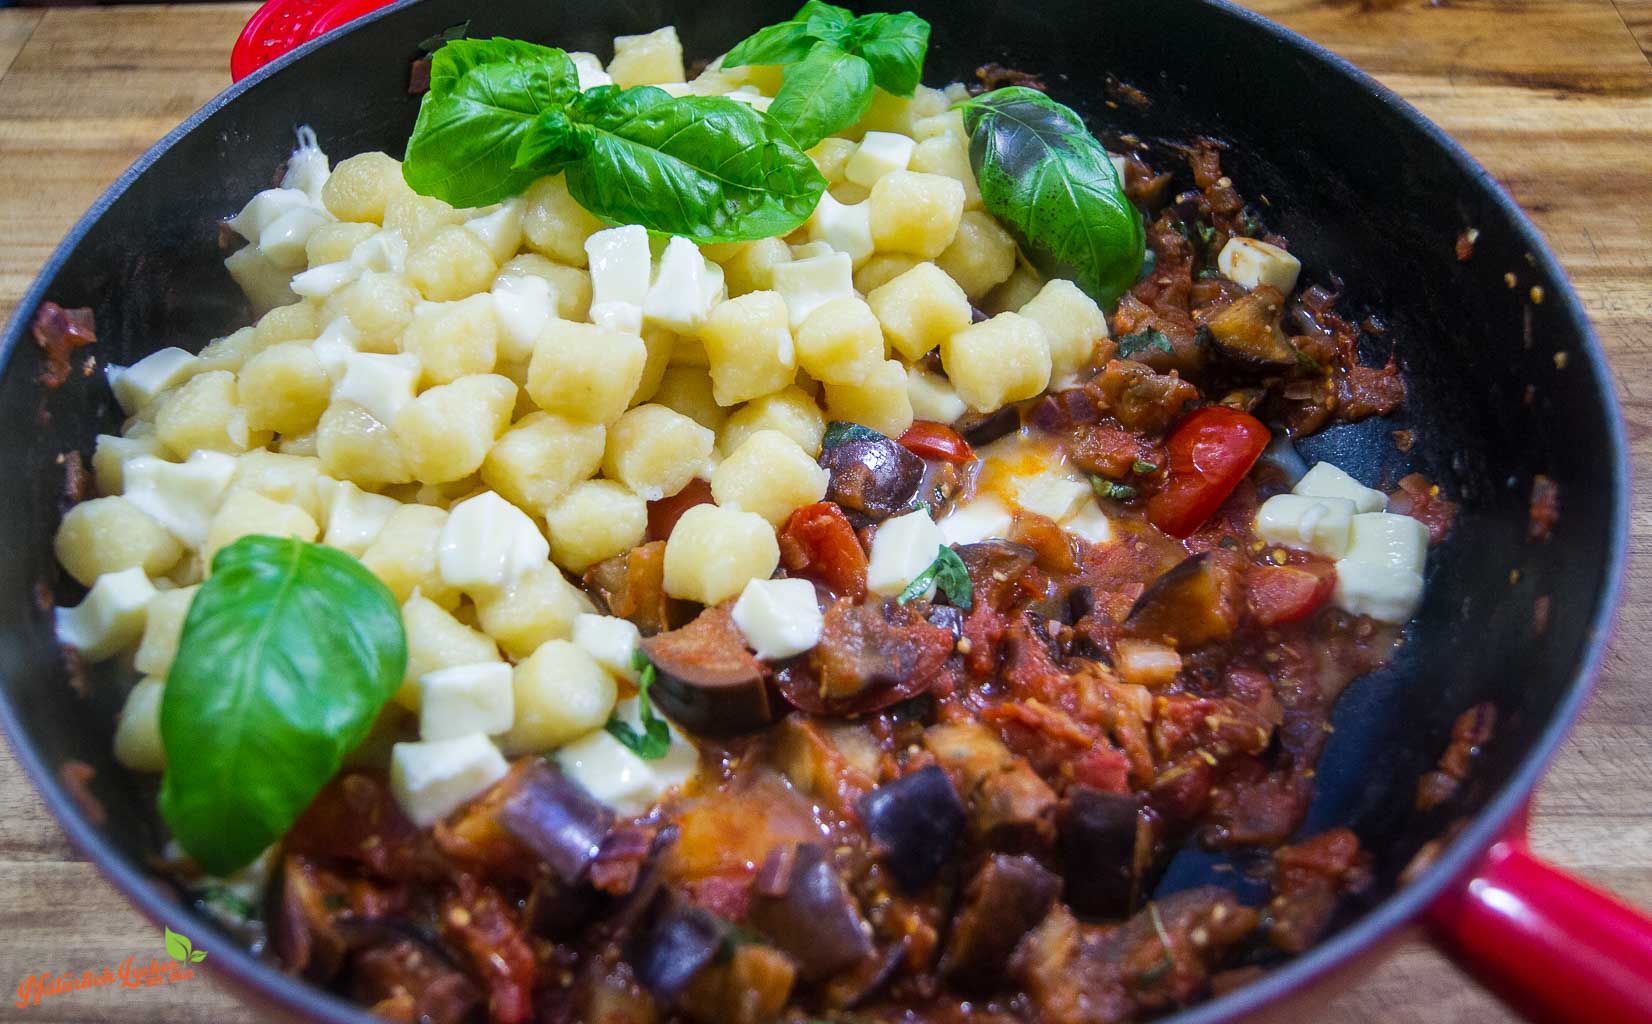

left=898, top=421, right=976, bottom=463
left=779, top=501, right=868, bottom=599
left=1146, top=406, right=1271, bottom=538
left=1244, top=563, right=1336, bottom=626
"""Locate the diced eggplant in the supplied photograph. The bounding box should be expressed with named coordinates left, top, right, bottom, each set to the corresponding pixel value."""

left=820, top=437, right=925, bottom=519
left=643, top=606, right=775, bottom=735
left=748, top=843, right=875, bottom=982
left=1124, top=551, right=1245, bottom=648
left=631, top=896, right=731, bottom=1001
left=1203, top=286, right=1298, bottom=370
left=584, top=539, right=677, bottom=636
left=858, top=765, right=967, bottom=890
left=821, top=938, right=907, bottom=1010
left=939, top=854, right=1062, bottom=983
left=957, top=404, right=1022, bottom=448
left=972, top=760, right=1058, bottom=846
left=679, top=942, right=798, bottom=1024
left=351, top=936, right=481, bottom=1024
left=926, top=603, right=966, bottom=638
left=955, top=539, right=1039, bottom=610
left=776, top=599, right=953, bottom=717
left=498, top=760, right=615, bottom=885
left=1059, top=786, right=1140, bottom=918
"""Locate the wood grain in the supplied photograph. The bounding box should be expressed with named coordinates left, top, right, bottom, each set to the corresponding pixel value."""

left=1, top=2, right=1649, bottom=1022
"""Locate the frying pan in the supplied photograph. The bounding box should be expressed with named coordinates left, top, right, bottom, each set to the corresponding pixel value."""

left=0, top=0, right=1637, bottom=1021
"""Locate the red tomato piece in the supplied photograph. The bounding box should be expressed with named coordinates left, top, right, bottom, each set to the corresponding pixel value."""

left=1244, top=563, right=1336, bottom=626
left=898, top=421, right=976, bottom=463
left=779, top=501, right=869, bottom=599
left=1146, top=406, right=1271, bottom=538
left=646, top=477, right=714, bottom=542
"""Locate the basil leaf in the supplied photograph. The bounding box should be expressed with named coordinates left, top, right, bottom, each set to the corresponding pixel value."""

left=821, top=420, right=886, bottom=449
left=959, top=86, right=1145, bottom=307
left=563, top=86, right=827, bottom=242
left=417, top=20, right=471, bottom=57
left=513, top=109, right=585, bottom=172
left=844, top=12, right=929, bottom=96
left=1117, top=326, right=1173, bottom=358
left=896, top=545, right=973, bottom=610
left=1132, top=459, right=1159, bottom=475
left=769, top=42, right=875, bottom=150
left=800, top=1, right=857, bottom=40
left=722, top=20, right=818, bottom=68
left=159, top=537, right=405, bottom=875
left=403, top=38, right=580, bottom=207
left=1090, top=475, right=1139, bottom=502
left=605, top=657, right=671, bottom=760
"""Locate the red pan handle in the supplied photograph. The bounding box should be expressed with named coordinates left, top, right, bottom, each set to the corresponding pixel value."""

left=230, top=0, right=396, bottom=81
left=1428, top=808, right=1652, bottom=1022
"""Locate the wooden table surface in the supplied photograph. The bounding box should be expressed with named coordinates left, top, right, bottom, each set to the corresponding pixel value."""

left=1, top=2, right=1649, bottom=1021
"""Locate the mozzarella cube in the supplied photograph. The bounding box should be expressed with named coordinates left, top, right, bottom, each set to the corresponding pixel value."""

left=55, top=567, right=157, bottom=662
left=227, top=187, right=312, bottom=244
left=122, top=451, right=238, bottom=547
left=463, top=200, right=525, bottom=264
left=1293, top=462, right=1388, bottom=514
left=349, top=229, right=409, bottom=274
left=281, top=126, right=330, bottom=200
left=490, top=273, right=554, bottom=362
left=553, top=698, right=699, bottom=814
left=1012, top=470, right=1091, bottom=523
left=259, top=206, right=333, bottom=269
left=589, top=300, right=644, bottom=336
left=289, top=260, right=360, bottom=300
left=572, top=613, right=642, bottom=684
left=570, top=51, right=613, bottom=90
left=846, top=131, right=916, bottom=188
left=808, top=193, right=874, bottom=266
left=906, top=365, right=969, bottom=424
left=109, top=348, right=201, bottom=416
left=418, top=662, right=515, bottom=741
left=1255, top=493, right=1357, bottom=559
left=1217, top=237, right=1302, bottom=294
left=644, top=236, right=726, bottom=334
left=438, top=491, right=550, bottom=597
left=310, top=316, right=360, bottom=381
left=1064, top=500, right=1115, bottom=545
left=938, top=495, right=1013, bottom=546
left=586, top=224, right=653, bottom=308
left=1332, top=562, right=1424, bottom=623
left=320, top=479, right=401, bottom=556
left=1343, top=512, right=1429, bottom=575
left=334, top=352, right=420, bottom=426
left=389, top=733, right=509, bottom=827
left=772, top=250, right=855, bottom=328
left=732, top=577, right=824, bottom=660
left=867, top=509, right=945, bottom=598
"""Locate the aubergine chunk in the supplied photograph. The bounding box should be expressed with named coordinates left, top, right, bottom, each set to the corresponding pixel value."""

left=1203, top=285, right=1299, bottom=370
left=809, top=597, right=954, bottom=703
left=858, top=765, right=968, bottom=890
left=819, top=435, right=924, bottom=519
left=1087, top=358, right=1199, bottom=435
left=956, top=403, right=1022, bottom=448
left=642, top=605, right=774, bottom=735
left=939, top=853, right=1062, bottom=984
left=955, top=539, right=1038, bottom=611
left=497, top=760, right=616, bottom=884
left=630, top=896, right=730, bottom=1001
left=1059, top=786, right=1140, bottom=919
left=749, top=843, right=875, bottom=982
left=1124, top=550, right=1245, bottom=648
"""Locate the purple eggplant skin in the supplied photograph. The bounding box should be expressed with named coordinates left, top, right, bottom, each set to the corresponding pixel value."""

left=748, top=843, right=874, bottom=983
left=938, top=854, right=1061, bottom=983
left=1060, top=785, right=1141, bottom=918
left=498, top=761, right=615, bottom=885
left=858, top=765, right=968, bottom=891
left=630, top=897, right=730, bottom=1001
left=957, top=403, right=1021, bottom=448
left=820, top=437, right=925, bottom=519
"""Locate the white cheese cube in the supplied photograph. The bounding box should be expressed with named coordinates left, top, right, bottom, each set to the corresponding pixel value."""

left=418, top=662, right=515, bottom=740
left=938, top=494, right=1012, bottom=546
left=281, top=126, right=330, bottom=201
left=123, top=451, right=238, bottom=546
left=259, top=205, right=333, bottom=269
left=772, top=250, right=855, bottom=328
left=554, top=699, right=699, bottom=814
left=311, top=316, right=360, bottom=381
left=570, top=51, right=613, bottom=90
left=572, top=612, right=642, bottom=683
left=906, top=366, right=968, bottom=424
left=808, top=193, right=874, bottom=266
left=491, top=274, right=553, bottom=362
left=334, top=352, right=420, bottom=426
left=349, top=229, right=409, bottom=274
left=586, top=224, right=652, bottom=308
left=227, top=187, right=313, bottom=244
left=289, top=260, right=360, bottom=299
left=438, top=491, right=551, bottom=597
left=1255, top=493, right=1357, bottom=559
left=55, top=567, right=157, bottom=662
left=1012, top=470, right=1091, bottom=523
left=389, top=733, right=509, bottom=827
left=1217, top=237, right=1302, bottom=294
left=1293, top=462, right=1388, bottom=514
left=1064, top=499, right=1115, bottom=545
left=321, top=479, right=401, bottom=556
left=846, top=131, right=916, bottom=188
left=725, top=87, right=773, bottom=112
left=464, top=200, right=524, bottom=262
left=867, top=509, right=946, bottom=598
left=589, top=300, right=644, bottom=336
left=108, top=347, right=200, bottom=416
left=1332, top=562, right=1424, bottom=624
left=644, top=236, right=726, bottom=334
left=731, top=577, right=823, bottom=660
left=1343, top=512, right=1428, bottom=575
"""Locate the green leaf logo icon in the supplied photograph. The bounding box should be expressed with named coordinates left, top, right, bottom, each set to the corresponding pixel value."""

left=163, top=927, right=193, bottom=963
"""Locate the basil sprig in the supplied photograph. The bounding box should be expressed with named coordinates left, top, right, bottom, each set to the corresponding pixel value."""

left=721, top=2, right=931, bottom=149
left=606, top=652, right=672, bottom=760
left=159, top=537, right=406, bottom=875
left=404, top=38, right=827, bottom=242
left=897, top=545, right=974, bottom=610
left=957, top=86, right=1146, bottom=307
left=821, top=420, right=886, bottom=450
left=1117, top=326, right=1174, bottom=358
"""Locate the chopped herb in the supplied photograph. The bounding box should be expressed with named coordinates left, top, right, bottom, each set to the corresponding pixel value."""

left=1218, top=535, right=1240, bottom=550
left=198, top=885, right=256, bottom=921
left=909, top=499, right=933, bottom=516
left=417, top=20, right=471, bottom=55
left=896, top=546, right=973, bottom=610
left=1117, top=327, right=1173, bottom=359
left=1197, top=223, right=1217, bottom=245
left=605, top=655, right=671, bottom=759
left=1131, top=459, right=1158, bottom=475
left=1197, top=266, right=1222, bottom=280
left=1237, top=208, right=1266, bottom=238
left=821, top=420, right=886, bottom=449
left=1091, top=475, right=1138, bottom=502
left=1294, top=347, right=1323, bottom=373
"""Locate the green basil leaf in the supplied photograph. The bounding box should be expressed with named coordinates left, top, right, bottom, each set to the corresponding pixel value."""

left=844, top=11, right=929, bottom=96
left=1117, top=326, right=1173, bottom=358
left=769, top=42, right=875, bottom=150
left=821, top=420, right=887, bottom=449
left=721, top=19, right=818, bottom=68
left=799, top=0, right=857, bottom=40
left=563, top=86, right=827, bottom=242
left=605, top=659, right=671, bottom=760
left=897, top=545, right=973, bottom=610
left=959, top=86, right=1145, bottom=307
left=159, top=536, right=406, bottom=875
left=513, top=109, right=585, bottom=171
left=1090, top=475, right=1139, bottom=502
left=417, top=20, right=471, bottom=57
left=403, top=38, right=580, bottom=207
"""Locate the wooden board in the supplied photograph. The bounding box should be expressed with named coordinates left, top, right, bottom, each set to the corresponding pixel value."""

left=1, top=2, right=1649, bottom=1021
